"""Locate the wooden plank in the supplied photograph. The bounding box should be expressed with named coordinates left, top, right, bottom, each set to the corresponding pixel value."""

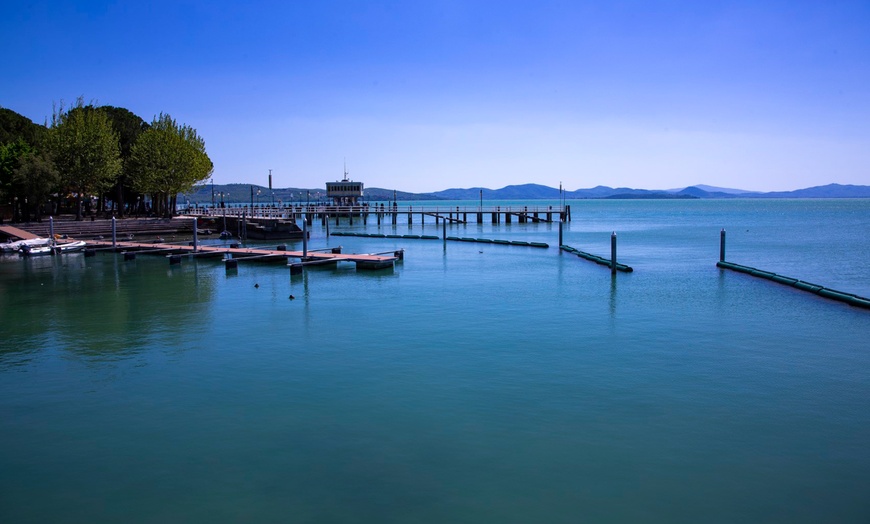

left=0, top=225, right=40, bottom=240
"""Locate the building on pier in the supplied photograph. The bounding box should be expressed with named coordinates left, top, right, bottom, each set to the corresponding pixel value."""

left=326, top=165, right=364, bottom=206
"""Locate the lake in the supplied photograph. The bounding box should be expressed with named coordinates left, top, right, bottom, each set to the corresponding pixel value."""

left=2, top=198, right=869, bottom=523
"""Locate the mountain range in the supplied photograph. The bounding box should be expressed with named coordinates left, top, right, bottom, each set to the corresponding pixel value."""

left=183, top=183, right=870, bottom=203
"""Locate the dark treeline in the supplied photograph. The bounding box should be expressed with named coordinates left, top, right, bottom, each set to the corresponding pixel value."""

left=0, top=99, right=213, bottom=222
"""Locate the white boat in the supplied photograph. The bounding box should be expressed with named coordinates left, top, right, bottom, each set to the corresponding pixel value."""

left=20, top=240, right=87, bottom=256
left=1, top=237, right=50, bottom=253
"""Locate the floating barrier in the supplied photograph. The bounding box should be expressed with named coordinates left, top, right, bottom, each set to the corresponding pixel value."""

left=437, top=236, right=548, bottom=247
left=716, top=260, right=870, bottom=309
left=330, top=231, right=435, bottom=240
left=560, top=244, right=633, bottom=273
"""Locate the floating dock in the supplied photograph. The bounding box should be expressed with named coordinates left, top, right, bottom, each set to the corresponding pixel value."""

left=84, top=240, right=398, bottom=271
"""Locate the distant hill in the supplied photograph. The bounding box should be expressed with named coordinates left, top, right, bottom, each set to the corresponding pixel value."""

left=181, top=182, right=870, bottom=203
left=435, top=184, right=558, bottom=200
left=755, top=183, right=870, bottom=198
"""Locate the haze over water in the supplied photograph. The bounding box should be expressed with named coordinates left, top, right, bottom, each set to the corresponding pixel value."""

left=2, top=199, right=869, bottom=523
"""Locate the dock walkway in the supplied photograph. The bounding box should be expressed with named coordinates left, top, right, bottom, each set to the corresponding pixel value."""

left=85, top=240, right=398, bottom=270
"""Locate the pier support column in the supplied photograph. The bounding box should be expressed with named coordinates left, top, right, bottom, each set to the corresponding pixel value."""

left=112, top=217, right=117, bottom=248
left=408, top=207, right=413, bottom=225
left=193, top=217, right=198, bottom=251
left=720, top=229, right=726, bottom=262
left=611, top=232, right=617, bottom=275
left=303, top=213, right=308, bottom=258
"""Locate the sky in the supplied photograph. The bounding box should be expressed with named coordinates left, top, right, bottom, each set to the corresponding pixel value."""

left=2, top=0, right=869, bottom=193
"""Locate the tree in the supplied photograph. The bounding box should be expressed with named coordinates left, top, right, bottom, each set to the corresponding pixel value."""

left=14, top=149, right=59, bottom=222
left=0, top=107, right=46, bottom=147
left=99, top=106, right=149, bottom=217
left=128, top=113, right=213, bottom=217
left=46, top=98, right=121, bottom=220
left=0, top=139, right=34, bottom=221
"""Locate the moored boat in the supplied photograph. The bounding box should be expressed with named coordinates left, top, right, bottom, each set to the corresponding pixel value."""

left=20, top=240, right=87, bottom=256
left=1, top=237, right=51, bottom=253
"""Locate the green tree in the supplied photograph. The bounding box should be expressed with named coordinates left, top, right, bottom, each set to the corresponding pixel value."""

left=0, top=107, right=46, bottom=147
left=14, top=149, right=59, bottom=222
left=46, top=98, right=121, bottom=220
left=99, top=106, right=149, bottom=217
left=0, top=139, right=34, bottom=221
left=128, top=113, right=213, bottom=217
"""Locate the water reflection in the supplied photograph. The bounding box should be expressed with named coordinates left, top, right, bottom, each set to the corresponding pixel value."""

left=1, top=254, right=217, bottom=362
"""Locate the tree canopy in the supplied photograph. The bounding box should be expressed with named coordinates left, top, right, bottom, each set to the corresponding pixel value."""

left=128, top=113, right=213, bottom=216
left=0, top=107, right=46, bottom=147
left=46, top=99, right=122, bottom=220
left=1, top=102, right=213, bottom=222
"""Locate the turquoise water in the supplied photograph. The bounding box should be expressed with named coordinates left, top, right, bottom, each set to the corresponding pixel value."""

left=2, top=199, right=869, bottom=523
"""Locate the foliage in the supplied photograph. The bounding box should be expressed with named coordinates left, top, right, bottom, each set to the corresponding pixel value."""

left=14, top=149, right=59, bottom=221
left=0, top=107, right=46, bottom=147
left=46, top=98, right=121, bottom=220
left=128, top=113, right=213, bottom=216
left=0, top=139, right=34, bottom=207
left=99, top=106, right=150, bottom=216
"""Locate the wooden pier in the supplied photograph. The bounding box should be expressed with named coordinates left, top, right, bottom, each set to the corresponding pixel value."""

left=188, top=204, right=571, bottom=226
left=84, top=239, right=398, bottom=270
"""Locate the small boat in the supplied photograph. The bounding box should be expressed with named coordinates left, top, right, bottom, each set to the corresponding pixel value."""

left=1, top=237, right=50, bottom=253
left=20, top=240, right=87, bottom=256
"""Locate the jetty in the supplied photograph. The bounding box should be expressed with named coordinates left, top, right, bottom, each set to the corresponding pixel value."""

left=84, top=239, right=399, bottom=271
left=189, top=204, right=571, bottom=226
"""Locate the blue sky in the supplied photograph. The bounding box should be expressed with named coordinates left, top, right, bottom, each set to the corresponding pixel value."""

left=3, top=1, right=869, bottom=192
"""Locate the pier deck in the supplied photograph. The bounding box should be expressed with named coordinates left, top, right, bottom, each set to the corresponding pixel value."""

left=85, top=240, right=397, bottom=269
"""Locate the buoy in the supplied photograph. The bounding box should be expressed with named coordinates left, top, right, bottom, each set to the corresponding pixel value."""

left=289, top=295, right=295, bottom=300
left=254, top=283, right=259, bottom=288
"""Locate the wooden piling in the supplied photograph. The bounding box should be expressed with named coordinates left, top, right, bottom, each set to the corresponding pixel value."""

left=611, top=232, right=617, bottom=275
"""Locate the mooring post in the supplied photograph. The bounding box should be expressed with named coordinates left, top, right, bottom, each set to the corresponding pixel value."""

left=112, top=217, right=117, bottom=248
left=303, top=213, right=308, bottom=258
left=611, top=231, right=617, bottom=275
left=326, top=215, right=330, bottom=237
left=720, top=228, right=726, bottom=262
left=193, top=217, right=198, bottom=251
left=49, top=216, right=54, bottom=240
left=442, top=215, right=447, bottom=242
left=558, top=220, right=563, bottom=247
